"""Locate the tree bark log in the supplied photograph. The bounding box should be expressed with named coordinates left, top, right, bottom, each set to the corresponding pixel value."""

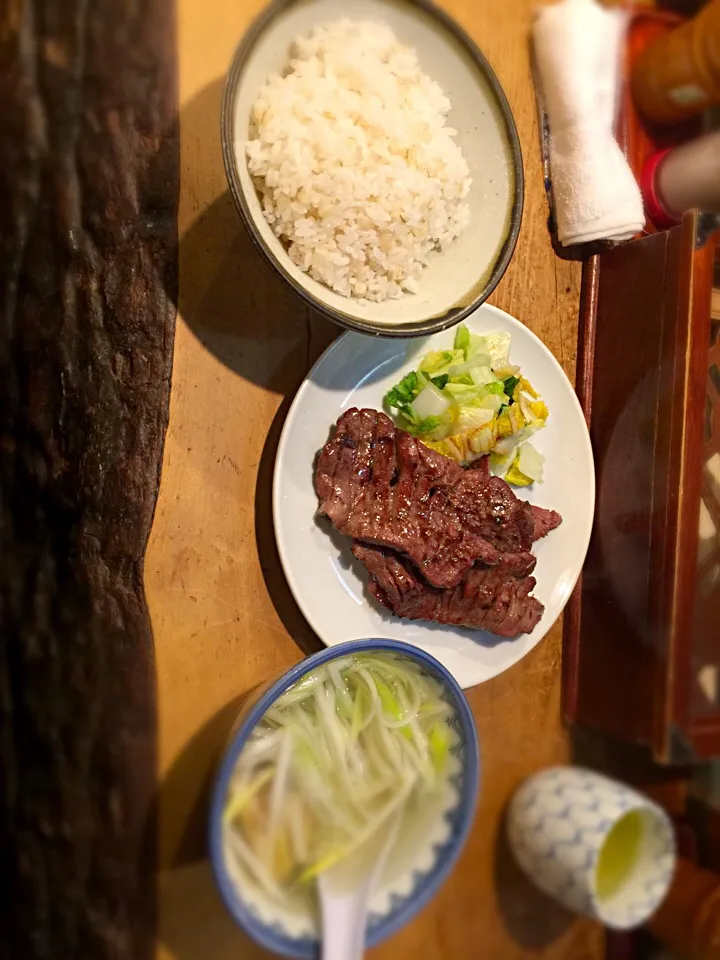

left=0, top=1, right=178, bottom=958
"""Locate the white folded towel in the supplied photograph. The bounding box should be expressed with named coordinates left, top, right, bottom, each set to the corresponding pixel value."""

left=532, top=0, right=645, bottom=246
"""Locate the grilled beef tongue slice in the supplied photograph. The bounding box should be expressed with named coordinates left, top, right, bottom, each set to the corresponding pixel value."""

left=315, top=408, right=561, bottom=589
left=352, top=542, right=544, bottom=638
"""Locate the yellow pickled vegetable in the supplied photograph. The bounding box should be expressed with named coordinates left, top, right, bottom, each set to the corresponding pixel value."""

left=504, top=461, right=534, bottom=487
left=426, top=422, right=497, bottom=462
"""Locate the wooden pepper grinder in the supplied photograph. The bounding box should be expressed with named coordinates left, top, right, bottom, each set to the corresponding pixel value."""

left=647, top=857, right=720, bottom=958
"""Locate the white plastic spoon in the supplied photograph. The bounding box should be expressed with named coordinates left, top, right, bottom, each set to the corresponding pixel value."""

left=318, top=809, right=403, bottom=960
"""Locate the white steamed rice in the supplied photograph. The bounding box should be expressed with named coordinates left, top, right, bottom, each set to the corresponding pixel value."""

left=245, top=20, right=471, bottom=302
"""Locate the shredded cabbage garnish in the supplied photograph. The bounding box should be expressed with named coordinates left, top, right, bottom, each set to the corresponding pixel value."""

left=384, top=324, right=549, bottom=483
left=223, top=653, right=454, bottom=903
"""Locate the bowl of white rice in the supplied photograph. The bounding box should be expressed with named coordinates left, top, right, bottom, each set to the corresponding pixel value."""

left=221, top=0, right=523, bottom=337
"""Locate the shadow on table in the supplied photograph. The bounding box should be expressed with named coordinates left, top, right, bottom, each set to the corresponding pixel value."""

left=159, top=858, right=274, bottom=960
left=254, top=396, right=325, bottom=659
left=150, top=679, right=287, bottom=960
left=170, top=76, right=333, bottom=659
left=150, top=673, right=279, bottom=960
left=153, top=696, right=246, bottom=871
left=169, top=77, right=336, bottom=392
left=493, top=808, right=575, bottom=950
left=152, top=696, right=275, bottom=960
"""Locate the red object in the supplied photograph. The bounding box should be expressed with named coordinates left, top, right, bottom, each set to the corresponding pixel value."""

left=640, top=148, right=678, bottom=230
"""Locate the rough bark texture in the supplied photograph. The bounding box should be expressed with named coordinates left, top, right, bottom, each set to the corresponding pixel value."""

left=0, top=1, right=178, bottom=958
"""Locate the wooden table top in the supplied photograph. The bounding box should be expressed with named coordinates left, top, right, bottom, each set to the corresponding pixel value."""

left=147, top=0, right=604, bottom=957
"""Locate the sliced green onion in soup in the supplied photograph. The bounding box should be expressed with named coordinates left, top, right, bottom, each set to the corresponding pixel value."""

left=223, top=653, right=455, bottom=901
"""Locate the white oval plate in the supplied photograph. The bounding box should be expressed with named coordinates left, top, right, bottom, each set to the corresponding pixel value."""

left=273, top=304, right=595, bottom=688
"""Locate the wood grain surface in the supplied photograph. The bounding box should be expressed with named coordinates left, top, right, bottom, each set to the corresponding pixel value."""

left=147, top=0, right=604, bottom=957
left=0, top=1, right=178, bottom=958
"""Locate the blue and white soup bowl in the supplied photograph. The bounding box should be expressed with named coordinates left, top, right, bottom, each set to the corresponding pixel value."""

left=208, top=638, right=481, bottom=958
left=508, top=767, right=676, bottom=930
